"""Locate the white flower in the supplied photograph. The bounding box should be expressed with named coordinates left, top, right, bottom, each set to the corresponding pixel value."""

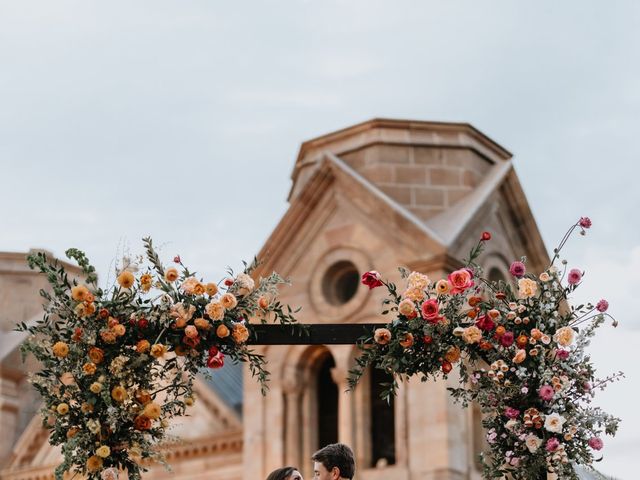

left=453, top=327, right=465, bottom=337
left=525, top=434, right=543, bottom=453
left=101, top=467, right=119, bottom=480
left=87, top=419, right=101, bottom=434
left=234, top=273, right=255, bottom=296
left=544, top=412, right=566, bottom=433
left=505, top=419, right=518, bottom=431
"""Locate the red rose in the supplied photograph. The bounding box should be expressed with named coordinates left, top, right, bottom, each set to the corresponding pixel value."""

left=361, top=271, right=383, bottom=289
left=441, top=361, right=452, bottom=374
left=183, top=335, right=200, bottom=348
left=208, top=346, right=219, bottom=357
left=224, top=278, right=234, bottom=286
left=137, top=318, right=149, bottom=329
left=134, top=415, right=151, bottom=431
left=475, top=314, right=495, bottom=332
left=481, top=231, right=491, bottom=241
left=423, top=335, right=433, bottom=345
left=173, top=255, right=181, bottom=263
left=207, top=352, right=224, bottom=369
left=500, top=331, right=515, bottom=347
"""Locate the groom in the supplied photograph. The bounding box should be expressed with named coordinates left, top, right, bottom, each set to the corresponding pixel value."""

left=312, top=443, right=355, bottom=480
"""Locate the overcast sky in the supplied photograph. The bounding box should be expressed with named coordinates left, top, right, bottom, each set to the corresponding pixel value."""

left=1, top=1, right=638, bottom=478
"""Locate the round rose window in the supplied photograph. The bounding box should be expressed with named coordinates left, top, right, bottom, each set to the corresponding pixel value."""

left=321, top=261, right=360, bottom=306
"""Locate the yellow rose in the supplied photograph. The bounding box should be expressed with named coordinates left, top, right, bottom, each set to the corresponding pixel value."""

left=216, top=324, right=230, bottom=338
left=56, top=403, right=69, bottom=415
left=142, top=402, right=162, bottom=420
left=90, top=382, right=102, bottom=394
left=70, top=284, right=89, bottom=301
left=221, top=293, right=238, bottom=309
left=205, top=282, right=219, bottom=296
left=96, top=445, right=111, bottom=458
left=111, top=385, right=127, bottom=403
left=165, top=267, right=179, bottom=282
left=52, top=341, right=69, bottom=358
left=136, top=339, right=150, bottom=353
left=150, top=343, right=167, bottom=358
left=518, top=278, right=538, bottom=299
left=117, top=270, right=135, bottom=289
left=554, top=326, right=575, bottom=347
left=231, top=323, right=250, bottom=344
left=86, top=455, right=103, bottom=472
left=206, top=301, right=225, bottom=321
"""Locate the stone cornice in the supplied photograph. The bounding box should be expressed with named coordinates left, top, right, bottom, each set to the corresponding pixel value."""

left=0, top=252, right=82, bottom=276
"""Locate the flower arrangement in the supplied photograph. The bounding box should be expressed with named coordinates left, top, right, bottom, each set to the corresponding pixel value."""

left=349, top=218, right=622, bottom=479
left=17, top=238, right=299, bottom=480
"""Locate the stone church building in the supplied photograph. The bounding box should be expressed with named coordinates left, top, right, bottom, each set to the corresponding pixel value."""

left=0, top=119, right=552, bottom=480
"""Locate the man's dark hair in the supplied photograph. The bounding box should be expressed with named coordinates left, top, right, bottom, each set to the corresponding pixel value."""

left=312, top=443, right=355, bottom=479
left=266, top=466, right=297, bottom=480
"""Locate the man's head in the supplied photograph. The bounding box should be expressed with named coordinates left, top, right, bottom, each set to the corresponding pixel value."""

left=312, top=443, right=355, bottom=480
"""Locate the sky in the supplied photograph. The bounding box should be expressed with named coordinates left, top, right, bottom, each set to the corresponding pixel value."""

left=1, top=1, right=638, bottom=478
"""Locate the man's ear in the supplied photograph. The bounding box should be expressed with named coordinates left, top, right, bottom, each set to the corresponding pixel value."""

left=332, top=466, right=341, bottom=480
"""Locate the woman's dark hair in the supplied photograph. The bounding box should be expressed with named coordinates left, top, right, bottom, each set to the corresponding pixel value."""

left=266, top=466, right=298, bottom=480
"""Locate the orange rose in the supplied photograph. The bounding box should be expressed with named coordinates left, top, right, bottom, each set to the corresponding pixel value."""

left=71, top=284, right=90, bottom=301
left=113, top=324, right=126, bottom=337
left=111, top=386, right=127, bottom=403
left=205, top=282, right=219, bottom=296
left=135, top=390, right=152, bottom=405
left=150, top=344, right=167, bottom=358
left=517, top=335, right=529, bottom=348
left=444, top=346, right=461, bottom=363
left=83, top=362, right=97, bottom=375
left=258, top=296, right=270, bottom=309
left=117, top=270, right=135, bottom=289
left=100, top=330, right=117, bottom=344
left=495, top=326, right=506, bottom=337
left=399, top=332, right=414, bottom=348
left=88, top=347, right=104, bottom=364
left=136, top=339, right=150, bottom=353
left=52, top=341, right=69, bottom=358
left=86, top=455, right=103, bottom=472
left=216, top=324, right=230, bottom=338
left=134, top=415, right=151, bottom=431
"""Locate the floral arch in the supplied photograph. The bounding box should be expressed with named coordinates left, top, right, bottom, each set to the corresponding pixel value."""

left=17, top=219, right=620, bottom=480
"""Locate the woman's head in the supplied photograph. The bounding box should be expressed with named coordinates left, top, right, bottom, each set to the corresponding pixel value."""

left=266, top=466, right=303, bottom=480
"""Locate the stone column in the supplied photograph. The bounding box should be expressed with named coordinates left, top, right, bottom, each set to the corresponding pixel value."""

left=0, top=365, right=23, bottom=464
left=282, top=365, right=304, bottom=469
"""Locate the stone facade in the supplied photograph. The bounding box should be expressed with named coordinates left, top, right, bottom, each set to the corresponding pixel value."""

left=0, top=119, right=550, bottom=480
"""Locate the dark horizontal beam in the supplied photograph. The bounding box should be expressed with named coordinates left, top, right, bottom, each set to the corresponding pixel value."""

left=248, top=323, right=379, bottom=345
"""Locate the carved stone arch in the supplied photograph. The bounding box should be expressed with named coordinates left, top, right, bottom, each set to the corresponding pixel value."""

left=481, top=250, right=511, bottom=283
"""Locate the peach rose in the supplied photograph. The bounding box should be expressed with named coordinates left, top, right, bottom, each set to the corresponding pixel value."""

left=398, top=298, right=416, bottom=317
left=554, top=326, right=574, bottom=347
left=56, top=403, right=69, bottom=415
left=140, top=273, right=153, bottom=292
left=135, top=390, right=151, bottom=405
left=150, top=344, right=167, bottom=358
left=184, top=325, right=198, bottom=339
left=462, top=325, right=482, bottom=344
left=111, top=386, right=127, bottom=402
left=518, top=278, right=538, bottom=299
left=136, top=339, right=150, bottom=353
left=180, top=277, right=202, bottom=295
left=374, top=328, right=392, bottom=345
left=205, top=282, right=219, bottom=296
left=90, top=382, right=102, bottom=394
left=142, top=402, right=162, bottom=420
left=513, top=349, right=527, bottom=364
left=113, top=324, right=126, bottom=337
left=164, top=267, right=179, bottom=282
left=435, top=279, right=450, bottom=295
left=232, top=323, right=249, bottom=344
left=194, top=317, right=211, bottom=330
left=402, top=287, right=426, bottom=302
left=83, top=362, right=97, bottom=375
left=221, top=293, right=238, bottom=309
left=444, top=346, right=461, bottom=363
left=205, top=301, right=225, bottom=321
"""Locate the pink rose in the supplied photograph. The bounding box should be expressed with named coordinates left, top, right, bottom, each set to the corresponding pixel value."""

left=447, top=269, right=474, bottom=294
left=538, top=385, right=555, bottom=401
left=567, top=269, right=582, bottom=285
left=361, top=271, right=383, bottom=289
left=588, top=437, right=603, bottom=450
left=500, top=331, right=514, bottom=347
left=184, top=325, right=198, bottom=338
left=173, top=255, right=181, bottom=263
left=420, top=299, right=440, bottom=322
left=504, top=407, right=520, bottom=419
left=556, top=349, right=570, bottom=360
left=509, top=261, right=526, bottom=278
left=596, top=299, right=609, bottom=312
left=545, top=437, right=560, bottom=452
left=579, top=217, right=592, bottom=229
